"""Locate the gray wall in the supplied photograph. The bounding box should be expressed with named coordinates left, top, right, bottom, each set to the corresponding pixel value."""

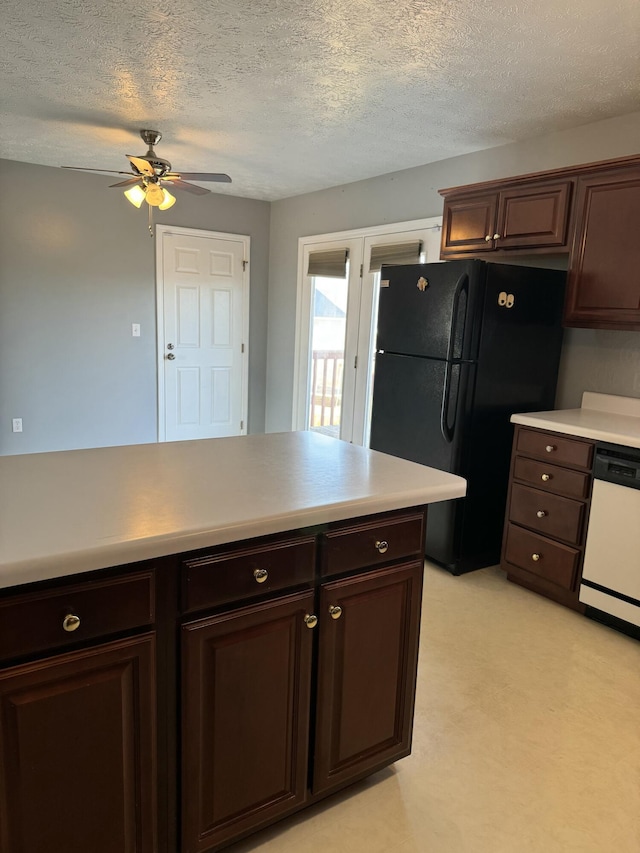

left=0, top=159, right=270, bottom=455
left=265, top=111, right=640, bottom=432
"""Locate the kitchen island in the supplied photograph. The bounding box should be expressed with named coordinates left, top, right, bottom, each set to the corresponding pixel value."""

left=0, top=431, right=465, bottom=853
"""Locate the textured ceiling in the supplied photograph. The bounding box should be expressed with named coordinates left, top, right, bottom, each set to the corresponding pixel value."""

left=1, top=0, right=639, bottom=200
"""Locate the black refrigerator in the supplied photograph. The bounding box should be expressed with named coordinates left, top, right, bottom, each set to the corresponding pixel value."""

left=369, top=259, right=566, bottom=575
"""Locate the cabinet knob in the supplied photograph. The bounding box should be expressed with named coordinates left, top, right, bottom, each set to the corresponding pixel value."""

left=484, top=235, right=492, bottom=242
left=545, top=445, right=556, bottom=453
left=536, top=510, right=547, bottom=518
left=541, top=473, right=551, bottom=482
left=62, top=613, right=80, bottom=633
left=304, top=614, right=318, bottom=629
left=253, top=568, right=268, bottom=584
left=493, top=233, right=501, bottom=240
left=375, top=540, right=389, bottom=554
left=329, top=605, right=343, bottom=620
left=531, top=553, right=541, bottom=562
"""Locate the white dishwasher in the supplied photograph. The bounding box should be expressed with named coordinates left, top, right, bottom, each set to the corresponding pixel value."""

left=580, top=442, right=640, bottom=639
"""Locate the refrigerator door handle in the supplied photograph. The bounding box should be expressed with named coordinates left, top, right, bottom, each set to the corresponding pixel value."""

left=440, top=274, right=468, bottom=443
left=440, top=361, right=456, bottom=443
left=445, top=273, right=469, bottom=362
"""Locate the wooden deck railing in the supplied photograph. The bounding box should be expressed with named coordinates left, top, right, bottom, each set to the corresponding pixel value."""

left=310, top=350, right=344, bottom=428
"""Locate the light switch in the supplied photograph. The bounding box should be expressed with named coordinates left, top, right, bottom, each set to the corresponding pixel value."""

left=132, top=323, right=141, bottom=337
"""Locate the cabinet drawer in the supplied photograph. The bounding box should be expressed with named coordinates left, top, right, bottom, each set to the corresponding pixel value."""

left=516, top=428, right=593, bottom=469
left=183, top=537, right=315, bottom=614
left=320, top=511, right=424, bottom=578
left=0, top=570, right=155, bottom=662
left=504, top=524, right=580, bottom=590
left=509, top=483, right=585, bottom=544
left=513, top=457, right=591, bottom=499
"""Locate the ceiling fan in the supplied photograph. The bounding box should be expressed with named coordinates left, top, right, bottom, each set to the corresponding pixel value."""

left=63, top=129, right=232, bottom=232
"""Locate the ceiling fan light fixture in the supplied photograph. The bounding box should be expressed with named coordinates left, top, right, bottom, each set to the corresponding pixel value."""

left=145, top=182, right=165, bottom=207
left=124, top=183, right=146, bottom=208
left=159, top=188, right=176, bottom=210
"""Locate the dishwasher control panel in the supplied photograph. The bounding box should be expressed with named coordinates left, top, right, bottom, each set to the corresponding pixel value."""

left=593, top=442, right=640, bottom=489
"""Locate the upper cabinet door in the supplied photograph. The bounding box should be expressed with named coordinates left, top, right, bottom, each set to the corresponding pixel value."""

left=496, top=181, right=572, bottom=250
left=441, top=193, right=498, bottom=256
left=564, top=167, right=640, bottom=330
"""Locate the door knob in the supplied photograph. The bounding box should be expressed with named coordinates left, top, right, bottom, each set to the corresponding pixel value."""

left=166, top=353, right=175, bottom=360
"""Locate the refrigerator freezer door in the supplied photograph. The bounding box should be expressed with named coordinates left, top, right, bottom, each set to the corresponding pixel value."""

left=376, top=260, right=485, bottom=360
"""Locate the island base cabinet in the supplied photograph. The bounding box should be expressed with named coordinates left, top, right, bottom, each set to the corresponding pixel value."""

left=0, top=634, right=157, bottom=853
left=181, top=591, right=314, bottom=853
left=312, top=560, right=424, bottom=795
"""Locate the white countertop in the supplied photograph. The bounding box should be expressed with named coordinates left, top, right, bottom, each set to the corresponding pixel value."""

left=0, top=431, right=466, bottom=590
left=511, top=392, right=640, bottom=448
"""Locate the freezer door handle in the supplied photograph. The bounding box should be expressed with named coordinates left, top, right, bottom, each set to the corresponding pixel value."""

left=440, top=274, right=468, bottom=443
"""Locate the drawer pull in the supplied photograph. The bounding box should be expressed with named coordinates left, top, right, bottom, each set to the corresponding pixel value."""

left=375, top=540, right=389, bottom=554
left=253, top=568, right=268, bottom=584
left=541, top=473, right=551, bottom=482
left=545, top=445, right=556, bottom=453
left=531, top=553, right=541, bottom=562
left=62, top=613, right=81, bottom=633
left=536, top=510, right=547, bottom=518
left=329, top=605, right=343, bottom=620
left=304, top=614, right=318, bottom=629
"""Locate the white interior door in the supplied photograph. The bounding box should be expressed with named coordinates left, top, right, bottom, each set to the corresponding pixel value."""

left=157, top=226, right=249, bottom=442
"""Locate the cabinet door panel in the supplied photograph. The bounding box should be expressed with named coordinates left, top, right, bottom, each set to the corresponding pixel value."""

left=441, top=194, right=497, bottom=255
left=565, top=168, right=640, bottom=329
left=181, top=591, right=314, bottom=853
left=0, top=634, right=157, bottom=853
left=313, top=561, right=423, bottom=795
left=497, top=181, right=571, bottom=249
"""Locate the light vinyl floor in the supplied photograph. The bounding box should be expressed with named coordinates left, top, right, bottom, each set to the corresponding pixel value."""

left=227, top=563, right=640, bottom=853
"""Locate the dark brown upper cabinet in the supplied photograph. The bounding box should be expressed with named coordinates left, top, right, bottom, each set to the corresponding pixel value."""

left=564, top=166, right=640, bottom=330
left=440, top=180, right=572, bottom=258
left=439, top=154, right=640, bottom=330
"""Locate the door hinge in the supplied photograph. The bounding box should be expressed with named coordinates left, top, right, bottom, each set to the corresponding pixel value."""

left=241, top=343, right=245, bottom=353
left=360, top=263, right=363, bottom=277
left=243, top=260, right=248, bottom=271
left=354, top=355, right=358, bottom=369
left=240, top=420, right=244, bottom=431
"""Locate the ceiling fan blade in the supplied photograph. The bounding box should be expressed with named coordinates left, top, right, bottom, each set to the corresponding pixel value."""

left=127, top=155, right=155, bottom=176
left=109, top=177, right=142, bottom=188
left=168, top=172, right=232, bottom=183
left=162, top=178, right=211, bottom=195
left=62, top=167, right=135, bottom=175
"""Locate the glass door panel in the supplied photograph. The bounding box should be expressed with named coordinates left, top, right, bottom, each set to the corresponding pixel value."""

left=308, top=276, right=348, bottom=438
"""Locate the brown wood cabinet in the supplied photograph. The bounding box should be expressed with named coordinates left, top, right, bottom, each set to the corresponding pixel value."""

left=313, top=560, right=423, bottom=795
left=440, top=180, right=572, bottom=258
left=439, top=153, right=640, bottom=329
left=181, top=591, right=315, bottom=853
left=501, top=425, right=594, bottom=610
left=0, top=506, right=427, bottom=853
left=0, top=634, right=157, bottom=853
left=564, top=166, right=640, bottom=330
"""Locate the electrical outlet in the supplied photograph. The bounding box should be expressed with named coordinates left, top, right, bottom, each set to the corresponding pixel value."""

left=12, top=418, right=23, bottom=433
left=132, top=323, right=141, bottom=337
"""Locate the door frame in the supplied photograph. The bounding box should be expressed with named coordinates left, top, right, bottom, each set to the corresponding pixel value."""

left=292, top=217, right=442, bottom=444
left=155, top=224, right=251, bottom=442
